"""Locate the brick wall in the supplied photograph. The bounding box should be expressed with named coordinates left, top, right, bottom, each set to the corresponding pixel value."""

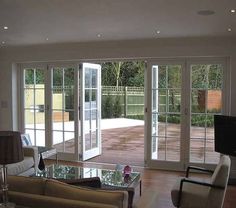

left=198, top=90, right=222, bottom=111
left=207, top=90, right=222, bottom=110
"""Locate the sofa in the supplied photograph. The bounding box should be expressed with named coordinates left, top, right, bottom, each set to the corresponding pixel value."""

left=2, top=146, right=39, bottom=176
left=3, top=175, right=158, bottom=208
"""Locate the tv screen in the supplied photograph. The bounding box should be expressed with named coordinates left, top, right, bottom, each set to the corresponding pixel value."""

left=214, top=115, right=236, bottom=156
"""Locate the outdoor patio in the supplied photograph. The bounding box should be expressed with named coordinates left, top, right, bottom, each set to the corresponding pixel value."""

left=88, top=124, right=145, bottom=166
left=53, top=118, right=219, bottom=167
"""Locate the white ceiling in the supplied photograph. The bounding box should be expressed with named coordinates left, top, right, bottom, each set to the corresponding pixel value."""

left=0, top=0, right=235, bottom=46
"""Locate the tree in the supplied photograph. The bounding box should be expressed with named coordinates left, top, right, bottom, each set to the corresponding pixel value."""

left=101, top=61, right=145, bottom=87
left=112, top=62, right=123, bottom=88
left=121, top=61, right=145, bottom=87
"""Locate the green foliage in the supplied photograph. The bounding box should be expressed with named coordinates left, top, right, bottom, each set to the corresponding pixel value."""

left=157, top=112, right=214, bottom=127
left=127, top=115, right=144, bottom=120
left=25, top=68, right=45, bottom=85
left=191, top=64, right=223, bottom=89
left=102, top=94, right=113, bottom=118
left=101, top=61, right=145, bottom=87
left=102, top=94, right=123, bottom=118
left=158, top=114, right=181, bottom=124
left=113, top=96, right=122, bottom=118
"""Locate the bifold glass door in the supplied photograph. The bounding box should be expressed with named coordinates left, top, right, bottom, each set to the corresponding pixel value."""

left=189, top=63, right=224, bottom=164
left=23, top=67, right=46, bottom=146
left=147, top=59, right=227, bottom=170
left=148, top=62, right=184, bottom=170
left=50, top=66, right=76, bottom=157
left=21, top=62, right=102, bottom=161
left=81, top=63, right=101, bottom=160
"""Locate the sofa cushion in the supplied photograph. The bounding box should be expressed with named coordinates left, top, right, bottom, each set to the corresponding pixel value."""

left=45, top=179, right=128, bottom=208
left=8, top=175, right=46, bottom=195
left=9, top=191, right=117, bottom=208
left=6, top=156, right=34, bottom=175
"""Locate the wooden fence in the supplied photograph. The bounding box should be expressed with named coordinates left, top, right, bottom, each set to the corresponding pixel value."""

left=102, top=86, right=145, bottom=117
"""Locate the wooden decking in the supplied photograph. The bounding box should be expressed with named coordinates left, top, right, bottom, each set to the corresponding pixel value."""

left=54, top=123, right=219, bottom=167
left=88, top=125, right=145, bottom=166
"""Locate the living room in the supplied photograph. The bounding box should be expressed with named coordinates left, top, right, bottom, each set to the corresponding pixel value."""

left=0, top=1, right=236, bottom=208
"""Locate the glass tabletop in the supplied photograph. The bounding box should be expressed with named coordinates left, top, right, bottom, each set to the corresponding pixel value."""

left=36, top=164, right=140, bottom=188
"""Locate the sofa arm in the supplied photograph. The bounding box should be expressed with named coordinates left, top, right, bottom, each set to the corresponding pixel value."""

left=23, top=146, right=39, bottom=172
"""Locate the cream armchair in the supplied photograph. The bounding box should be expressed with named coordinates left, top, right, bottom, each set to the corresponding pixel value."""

left=6, top=146, right=39, bottom=176
left=171, top=155, right=231, bottom=208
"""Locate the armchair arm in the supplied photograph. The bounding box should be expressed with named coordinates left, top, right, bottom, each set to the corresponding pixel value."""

left=186, top=166, right=214, bottom=178
left=177, top=178, right=224, bottom=208
left=23, top=146, right=39, bottom=172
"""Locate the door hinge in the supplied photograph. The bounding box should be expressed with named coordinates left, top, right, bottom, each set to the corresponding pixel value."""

left=79, top=153, right=83, bottom=161
left=145, top=107, right=148, bottom=113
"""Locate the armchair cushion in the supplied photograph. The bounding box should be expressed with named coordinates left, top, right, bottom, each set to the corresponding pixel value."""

left=23, top=146, right=39, bottom=172
left=0, top=146, right=39, bottom=176
left=7, top=156, right=34, bottom=176
left=171, top=177, right=209, bottom=208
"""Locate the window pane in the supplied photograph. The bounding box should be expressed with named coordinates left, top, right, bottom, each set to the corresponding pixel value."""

left=190, top=139, right=204, bottom=163
left=36, top=69, right=45, bottom=84
left=53, top=68, right=63, bottom=87
left=64, top=68, right=74, bottom=86
left=158, top=66, right=166, bottom=88
left=25, top=69, right=34, bottom=85
left=65, top=132, right=75, bottom=153
left=168, top=65, right=181, bottom=88
left=168, top=90, right=181, bottom=113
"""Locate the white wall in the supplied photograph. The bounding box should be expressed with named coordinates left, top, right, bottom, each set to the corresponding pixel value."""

left=0, top=37, right=236, bottom=130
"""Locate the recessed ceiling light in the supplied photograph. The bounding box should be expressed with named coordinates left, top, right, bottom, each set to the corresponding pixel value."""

left=97, top=34, right=101, bottom=38
left=3, top=26, right=8, bottom=30
left=230, top=9, right=235, bottom=13
left=46, top=38, right=49, bottom=41
left=1, top=41, right=5, bottom=44
left=156, top=30, right=161, bottom=34
left=197, top=10, right=215, bottom=16
left=228, top=28, right=232, bottom=32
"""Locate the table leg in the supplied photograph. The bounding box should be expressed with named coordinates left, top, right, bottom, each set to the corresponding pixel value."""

left=56, top=153, right=58, bottom=164
left=139, top=180, right=142, bottom=196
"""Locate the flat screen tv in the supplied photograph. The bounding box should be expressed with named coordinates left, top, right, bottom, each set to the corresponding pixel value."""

left=214, top=115, right=236, bottom=156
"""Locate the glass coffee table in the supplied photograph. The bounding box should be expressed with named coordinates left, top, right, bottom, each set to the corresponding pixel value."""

left=36, top=164, right=141, bottom=208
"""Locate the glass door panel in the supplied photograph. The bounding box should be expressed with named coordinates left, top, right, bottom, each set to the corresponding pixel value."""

left=51, top=67, right=75, bottom=154
left=23, top=68, right=46, bottom=146
left=81, top=63, right=101, bottom=160
left=190, top=64, right=223, bottom=164
left=151, top=64, right=182, bottom=165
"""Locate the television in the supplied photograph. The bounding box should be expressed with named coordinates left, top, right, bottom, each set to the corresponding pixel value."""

left=214, top=115, right=236, bottom=156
